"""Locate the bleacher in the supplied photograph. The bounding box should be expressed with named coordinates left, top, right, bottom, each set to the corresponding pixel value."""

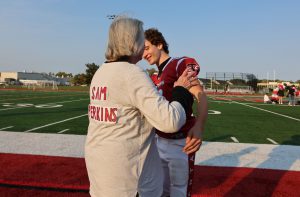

left=199, top=77, right=254, bottom=94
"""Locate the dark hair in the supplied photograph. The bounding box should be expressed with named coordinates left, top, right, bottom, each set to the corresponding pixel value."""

left=144, top=28, right=169, bottom=54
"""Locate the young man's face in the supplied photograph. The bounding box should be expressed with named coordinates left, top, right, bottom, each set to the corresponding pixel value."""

left=143, top=40, right=161, bottom=66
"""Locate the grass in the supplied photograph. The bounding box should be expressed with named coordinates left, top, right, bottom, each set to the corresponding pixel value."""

left=1, top=89, right=300, bottom=145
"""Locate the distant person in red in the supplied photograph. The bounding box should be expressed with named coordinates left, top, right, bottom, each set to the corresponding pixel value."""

left=143, top=28, right=208, bottom=197
left=288, top=85, right=297, bottom=106
left=277, top=84, right=285, bottom=104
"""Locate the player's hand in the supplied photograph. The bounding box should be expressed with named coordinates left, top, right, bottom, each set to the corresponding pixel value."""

left=183, top=125, right=203, bottom=155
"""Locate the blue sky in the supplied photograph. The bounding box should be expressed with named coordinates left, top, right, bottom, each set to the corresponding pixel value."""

left=0, top=0, right=299, bottom=81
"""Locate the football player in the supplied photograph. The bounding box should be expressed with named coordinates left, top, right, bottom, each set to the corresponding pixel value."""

left=143, top=28, right=208, bottom=197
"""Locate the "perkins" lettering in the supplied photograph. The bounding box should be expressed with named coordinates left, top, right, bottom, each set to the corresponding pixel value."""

left=88, top=104, right=117, bottom=123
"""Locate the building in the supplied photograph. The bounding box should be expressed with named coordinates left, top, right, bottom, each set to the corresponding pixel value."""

left=0, top=71, right=70, bottom=86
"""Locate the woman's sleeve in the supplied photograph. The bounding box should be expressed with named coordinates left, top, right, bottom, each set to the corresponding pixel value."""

left=127, top=67, right=191, bottom=133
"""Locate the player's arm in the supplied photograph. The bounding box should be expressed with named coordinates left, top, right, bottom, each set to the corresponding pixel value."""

left=183, top=83, right=208, bottom=154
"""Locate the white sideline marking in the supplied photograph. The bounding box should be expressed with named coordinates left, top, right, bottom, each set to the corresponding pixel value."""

left=209, top=100, right=299, bottom=107
left=24, top=114, right=87, bottom=132
left=233, top=101, right=300, bottom=122
left=231, top=137, right=239, bottom=143
left=58, top=129, right=69, bottom=134
left=0, top=126, right=13, bottom=130
left=1, top=132, right=299, bottom=171
left=267, top=138, right=278, bottom=145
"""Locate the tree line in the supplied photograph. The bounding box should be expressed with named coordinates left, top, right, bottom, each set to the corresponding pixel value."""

left=66, top=64, right=155, bottom=86
left=66, top=63, right=99, bottom=85
left=57, top=64, right=300, bottom=90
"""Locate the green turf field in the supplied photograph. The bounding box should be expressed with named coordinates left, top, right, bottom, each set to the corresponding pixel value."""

left=1, top=90, right=300, bottom=145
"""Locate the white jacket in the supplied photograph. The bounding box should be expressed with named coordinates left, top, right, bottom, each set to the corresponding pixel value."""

left=85, top=61, right=186, bottom=197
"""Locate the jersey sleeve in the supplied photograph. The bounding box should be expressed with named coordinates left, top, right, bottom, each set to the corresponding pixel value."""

left=150, top=72, right=160, bottom=86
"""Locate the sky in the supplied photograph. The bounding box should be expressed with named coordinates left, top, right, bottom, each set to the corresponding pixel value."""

left=0, top=0, right=299, bottom=81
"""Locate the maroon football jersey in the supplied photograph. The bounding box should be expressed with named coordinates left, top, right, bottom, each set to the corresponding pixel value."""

left=151, top=57, right=200, bottom=139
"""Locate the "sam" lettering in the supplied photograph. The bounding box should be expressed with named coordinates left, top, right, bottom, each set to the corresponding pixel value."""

left=91, top=86, right=107, bottom=100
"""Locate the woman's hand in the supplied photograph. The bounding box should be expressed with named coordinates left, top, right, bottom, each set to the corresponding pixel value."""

left=174, top=68, right=199, bottom=90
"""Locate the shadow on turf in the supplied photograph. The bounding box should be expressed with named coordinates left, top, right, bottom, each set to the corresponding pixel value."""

left=223, top=142, right=300, bottom=196
left=194, top=141, right=300, bottom=196
left=195, top=147, right=257, bottom=185
left=282, top=135, right=300, bottom=146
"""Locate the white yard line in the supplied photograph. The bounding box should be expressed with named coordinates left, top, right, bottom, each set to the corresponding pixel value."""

left=233, top=101, right=300, bottom=122
left=209, top=100, right=232, bottom=104
left=58, top=129, right=69, bottom=134
left=0, top=126, right=14, bottom=130
left=267, top=138, right=278, bottom=145
left=24, top=114, right=87, bottom=132
left=231, top=137, right=239, bottom=143
left=46, top=98, right=89, bottom=105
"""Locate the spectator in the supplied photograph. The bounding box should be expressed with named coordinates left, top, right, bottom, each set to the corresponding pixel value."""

left=287, top=85, right=296, bottom=106
left=277, top=84, right=285, bottom=104
left=264, top=93, right=271, bottom=104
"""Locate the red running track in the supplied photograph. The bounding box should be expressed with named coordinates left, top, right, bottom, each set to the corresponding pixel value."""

left=0, top=153, right=299, bottom=197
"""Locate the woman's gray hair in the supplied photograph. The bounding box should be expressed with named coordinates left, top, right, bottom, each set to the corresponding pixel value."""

left=105, top=16, right=145, bottom=61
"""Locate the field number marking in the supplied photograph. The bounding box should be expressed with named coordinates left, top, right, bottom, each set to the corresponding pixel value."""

left=0, top=99, right=88, bottom=111
left=208, top=110, right=221, bottom=115
left=1, top=103, right=62, bottom=108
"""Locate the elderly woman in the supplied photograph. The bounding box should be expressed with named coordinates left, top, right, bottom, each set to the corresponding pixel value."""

left=85, top=17, right=199, bottom=197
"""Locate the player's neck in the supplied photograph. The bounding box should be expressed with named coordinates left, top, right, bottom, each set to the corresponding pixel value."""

left=157, top=52, right=170, bottom=67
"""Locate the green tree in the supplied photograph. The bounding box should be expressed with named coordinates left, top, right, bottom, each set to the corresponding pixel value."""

left=56, top=72, right=73, bottom=78
left=246, top=74, right=258, bottom=92
left=229, top=79, right=246, bottom=85
left=85, top=63, right=99, bottom=85
left=72, top=74, right=87, bottom=85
